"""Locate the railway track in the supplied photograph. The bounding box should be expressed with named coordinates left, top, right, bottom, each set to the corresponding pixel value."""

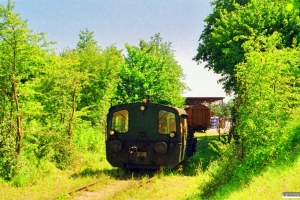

left=48, top=177, right=110, bottom=200
left=196, top=136, right=217, bottom=152
left=76, top=175, right=156, bottom=200
left=49, top=172, right=156, bottom=200
left=51, top=139, right=207, bottom=200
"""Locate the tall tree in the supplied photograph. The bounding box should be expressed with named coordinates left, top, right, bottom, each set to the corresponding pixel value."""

left=117, top=33, right=188, bottom=107
left=194, top=0, right=300, bottom=94
left=77, top=28, right=98, bottom=50
left=0, top=1, right=50, bottom=154
left=0, top=1, right=53, bottom=179
left=76, top=29, right=123, bottom=125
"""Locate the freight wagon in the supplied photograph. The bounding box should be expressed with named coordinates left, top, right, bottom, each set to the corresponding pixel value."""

left=185, top=104, right=210, bottom=132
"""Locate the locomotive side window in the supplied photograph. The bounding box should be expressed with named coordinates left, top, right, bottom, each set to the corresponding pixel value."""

left=158, top=110, right=176, bottom=134
left=112, top=110, right=128, bottom=133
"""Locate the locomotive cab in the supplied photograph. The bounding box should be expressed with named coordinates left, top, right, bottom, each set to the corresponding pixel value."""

left=106, top=102, right=197, bottom=169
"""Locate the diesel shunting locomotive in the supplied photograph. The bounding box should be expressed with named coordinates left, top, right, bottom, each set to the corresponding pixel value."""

left=106, top=100, right=197, bottom=169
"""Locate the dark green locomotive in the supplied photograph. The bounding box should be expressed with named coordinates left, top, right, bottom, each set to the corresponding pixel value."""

left=106, top=101, right=197, bottom=169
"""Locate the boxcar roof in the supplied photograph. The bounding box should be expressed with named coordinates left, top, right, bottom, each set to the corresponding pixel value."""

left=185, top=97, right=224, bottom=105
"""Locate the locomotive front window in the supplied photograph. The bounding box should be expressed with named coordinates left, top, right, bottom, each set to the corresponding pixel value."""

left=112, top=110, right=128, bottom=133
left=158, top=110, right=176, bottom=134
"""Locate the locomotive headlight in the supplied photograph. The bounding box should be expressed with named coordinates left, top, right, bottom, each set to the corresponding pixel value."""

left=170, top=132, right=175, bottom=138
left=110, top=140, right=121, bottom=152
left=155, top=142, right=167, bottom=154
left=140, top=106, right=145, bottom=111
left=109, top=130, right=115, bottom=135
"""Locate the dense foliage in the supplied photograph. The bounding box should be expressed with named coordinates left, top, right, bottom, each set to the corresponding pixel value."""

left=195, top=0, right=300, bottom=94
left=116, top=33, right=188, bottom=107
left=0, top=2, right=188, bottom=183
left=235, top=32, right=300, bottom=167
left=196, top=0, right=300, bottom=197
left=0, top=1, right=52, bottom=179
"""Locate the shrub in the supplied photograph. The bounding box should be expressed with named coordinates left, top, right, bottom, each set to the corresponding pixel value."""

left=0, top=125, right=18, bottom=180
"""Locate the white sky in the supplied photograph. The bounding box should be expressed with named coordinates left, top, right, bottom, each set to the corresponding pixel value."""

left=11, top=0, right=232, bottom=102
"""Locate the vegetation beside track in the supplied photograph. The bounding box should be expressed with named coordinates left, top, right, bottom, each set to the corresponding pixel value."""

left=192, top=1, right=300, bottom=199
left=0, top=131, right=299, bottom=200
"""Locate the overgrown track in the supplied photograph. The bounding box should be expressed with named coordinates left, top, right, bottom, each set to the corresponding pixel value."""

left=49, top=177, right=110, bottom=200
left=49, top=138, right=210, bottom=199
left=50, top=171, right=157, bottom=200
left=196, top=136, right=218, bottom=152
left=77, top=174, right=156, bottom=200
left=196, top=139, right=207, bottom=151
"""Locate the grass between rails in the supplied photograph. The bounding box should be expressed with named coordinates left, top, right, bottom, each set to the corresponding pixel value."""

left=109, top=175, right=203, bottom=200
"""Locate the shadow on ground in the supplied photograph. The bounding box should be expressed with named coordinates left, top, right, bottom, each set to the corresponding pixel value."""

left=70, top=133, right=224, bottom=180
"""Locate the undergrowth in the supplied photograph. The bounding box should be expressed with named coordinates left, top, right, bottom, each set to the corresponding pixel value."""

left=193, top=108, right=300, bottom=199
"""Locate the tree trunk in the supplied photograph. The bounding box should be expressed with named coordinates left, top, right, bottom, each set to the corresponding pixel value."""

left=68, top=82, right=77, bottom=145
left=12, top=74, right=22, bottom=154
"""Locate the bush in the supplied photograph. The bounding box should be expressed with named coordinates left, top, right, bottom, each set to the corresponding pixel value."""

left=0, top=125, right=18, bottom=180
left=72, top=120, right=105, bottom=153
left=24, top=127, right=72, bottom=170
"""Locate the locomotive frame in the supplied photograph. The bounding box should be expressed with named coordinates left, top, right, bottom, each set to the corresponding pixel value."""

left=106, top=101, right=197, bottom=169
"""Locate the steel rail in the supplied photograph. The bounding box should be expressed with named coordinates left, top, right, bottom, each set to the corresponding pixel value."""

left=48, top=177, right=110, bottom=200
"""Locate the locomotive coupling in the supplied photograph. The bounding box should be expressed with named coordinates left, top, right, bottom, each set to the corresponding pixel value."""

left=129, top=146, right=138, bottom=153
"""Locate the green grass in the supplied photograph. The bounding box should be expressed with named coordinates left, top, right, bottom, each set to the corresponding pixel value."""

left=194, top=132, right=224, bottom=170
left=1, top=131, right=299, bottom=200
left=209, top=156, right=300, bottom=200
left=115, top=155, right=300, bottom=200
left=191, top=133, right=300, bottom=200
left=111, top=135, right=300, bottom=200
left=99, top=135, right=222, bottom=200
left=0, top=151, right=113, bottom=200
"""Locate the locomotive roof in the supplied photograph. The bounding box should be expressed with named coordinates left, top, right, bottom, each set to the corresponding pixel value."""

left=110, top=102, right=187, bottom=116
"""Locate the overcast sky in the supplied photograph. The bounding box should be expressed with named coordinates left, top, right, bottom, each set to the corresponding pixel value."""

left=10, top=0, right=231, bottom=102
